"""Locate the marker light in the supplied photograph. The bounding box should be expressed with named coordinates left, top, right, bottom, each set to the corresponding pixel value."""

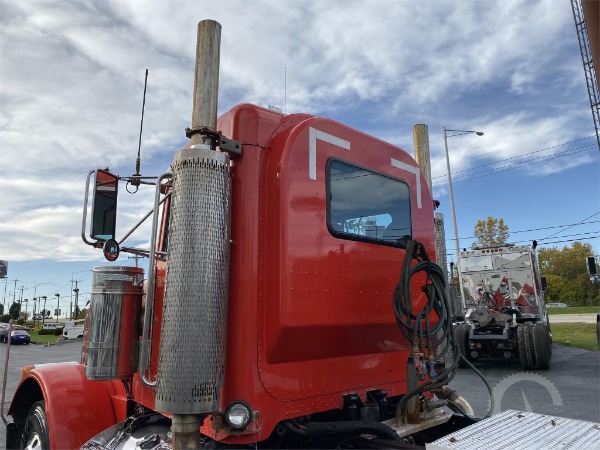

left=225, top=401, right=252, bottom=430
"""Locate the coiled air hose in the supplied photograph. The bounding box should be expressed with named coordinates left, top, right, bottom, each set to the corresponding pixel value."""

left=392, top=240, right=461, bottom=421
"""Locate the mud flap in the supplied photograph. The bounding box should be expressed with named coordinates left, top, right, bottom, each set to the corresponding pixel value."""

left=6, top=422, right=24, bottom=450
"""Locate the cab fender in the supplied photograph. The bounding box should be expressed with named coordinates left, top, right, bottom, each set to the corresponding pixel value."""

left=7, top=362, right=127, bottom=449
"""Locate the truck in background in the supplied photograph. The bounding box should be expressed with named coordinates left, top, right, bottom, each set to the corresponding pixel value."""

left=454, top=242, right=552, bottom=369
left=62, top=319, right=85, bottom=340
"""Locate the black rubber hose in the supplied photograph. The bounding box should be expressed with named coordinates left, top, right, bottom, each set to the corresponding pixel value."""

left=391, top=240, right=463, bottom=420
left=283, top=421, right=307, bottom=436
left=305, top=421, right=401, bottom=441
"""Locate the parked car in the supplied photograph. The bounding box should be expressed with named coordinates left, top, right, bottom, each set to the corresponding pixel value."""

left=546, top=302, right=569, bottom=307
left=0, top=329, right=31, bottom=345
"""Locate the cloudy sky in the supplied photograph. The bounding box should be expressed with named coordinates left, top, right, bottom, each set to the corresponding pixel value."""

left=1, top=0, right=598, bottom=314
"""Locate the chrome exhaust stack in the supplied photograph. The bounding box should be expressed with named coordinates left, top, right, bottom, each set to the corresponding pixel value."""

left=154, top=20, right=230, bottom=447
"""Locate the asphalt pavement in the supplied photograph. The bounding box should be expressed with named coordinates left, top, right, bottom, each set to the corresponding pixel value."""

left=0, top=340, right=598, bottom=448
left=449, top=344, right=600, bottom=423
left=550, top=313, right=597, bottom=324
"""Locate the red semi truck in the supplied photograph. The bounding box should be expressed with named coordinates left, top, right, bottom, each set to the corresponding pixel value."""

left=5, top=20, right=598, bottom=450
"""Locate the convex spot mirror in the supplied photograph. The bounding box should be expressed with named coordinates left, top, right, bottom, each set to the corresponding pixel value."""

left=103, top=239, right=120, bottom=262
left=91, top=169, right=118, bottom=241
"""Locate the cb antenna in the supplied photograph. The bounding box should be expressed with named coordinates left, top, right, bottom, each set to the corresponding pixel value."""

left=131, top=69, right=148, bottom=189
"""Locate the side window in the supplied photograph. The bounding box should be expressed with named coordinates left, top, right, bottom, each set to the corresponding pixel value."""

left=327, top=159, right=412, bottom=246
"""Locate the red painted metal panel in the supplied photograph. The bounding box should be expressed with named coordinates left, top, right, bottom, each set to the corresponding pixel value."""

left=195, top=105, right=436, bottom=442
left=10, top=362, right=126, bottom=449
left=258, top=116, right=435, bottom=403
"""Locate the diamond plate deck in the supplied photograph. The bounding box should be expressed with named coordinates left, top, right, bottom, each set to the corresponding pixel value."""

left=427, top=409, right=600, bottom=450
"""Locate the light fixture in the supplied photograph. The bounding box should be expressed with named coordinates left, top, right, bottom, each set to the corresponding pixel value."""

left=225, top=401, right=252, bottom=430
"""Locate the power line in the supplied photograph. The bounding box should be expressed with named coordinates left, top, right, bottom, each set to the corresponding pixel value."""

left=444, top=218, right=600, bottom=243
left=532, top=236, right=600, bottom=246
left=539, top=211, right=600, bottom=241
left=433, top=143, right=596, bottom=187
left=451, top=145, right=595, bottom=185
left=446, top=234, right=600, bottom=254
left=431, top=135, right=596, bottom=181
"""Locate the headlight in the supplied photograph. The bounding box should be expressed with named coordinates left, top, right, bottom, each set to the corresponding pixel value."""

left=225, top=401, right=252, bottom=430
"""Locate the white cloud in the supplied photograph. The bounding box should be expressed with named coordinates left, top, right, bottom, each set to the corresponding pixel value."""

left=0, top=0, right=595, bottom=263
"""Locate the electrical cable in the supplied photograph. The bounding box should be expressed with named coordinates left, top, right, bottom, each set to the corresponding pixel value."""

left=431, top=135, right=596, bottom=182
left=539, top=211, right=600, bottom=241
left=435, top=144, right=596, bottom=186
left=451, top=355, right=494, bottom=419
left=450, top=220, right=600, bottom=242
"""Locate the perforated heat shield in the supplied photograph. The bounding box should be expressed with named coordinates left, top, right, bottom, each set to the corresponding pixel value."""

left=155, top=145, right=231, bottom=414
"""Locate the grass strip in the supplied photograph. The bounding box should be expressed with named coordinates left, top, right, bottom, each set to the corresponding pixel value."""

left=551, top=323, right=598, bottom=351
left=547, top=306, right=599, bottom=314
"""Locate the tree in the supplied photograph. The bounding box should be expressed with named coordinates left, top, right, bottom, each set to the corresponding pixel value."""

left=538, top=242, right=599, bottom=306
left=8, top=302, right=20, bottom=321
left=472, top=217, right=509, bottom=248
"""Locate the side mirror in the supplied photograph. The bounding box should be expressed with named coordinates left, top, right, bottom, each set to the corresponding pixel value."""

left=587, top=256, right=598, bottom=276
left=91, top=169, right=118, bottom=240
left=541, top=276, right=548, bottom=292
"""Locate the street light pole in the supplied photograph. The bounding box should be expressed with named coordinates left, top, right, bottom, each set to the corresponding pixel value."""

left=55, top=293, right=60, bottom=323
left=42, top=296, right=47, bottom=327
left=443, top=127, right=484, bottom=313
left=73, top=287, right=80, bottom=319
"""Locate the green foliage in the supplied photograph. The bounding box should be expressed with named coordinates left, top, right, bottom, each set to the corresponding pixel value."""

left=0, top=314, right=10, bottom=323
left=28, top=329, right=59, bottom=345
left=0, top=304, right=4, bottom=316
left=37, top=327, right=64, bottom=336
left=8, top=302, right=20, bottom=321
left=539, top=242, right=600, bottom=307
left=472, top=217, right=509, bottom=248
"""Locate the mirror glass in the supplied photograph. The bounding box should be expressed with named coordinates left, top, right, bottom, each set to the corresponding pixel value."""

left=103, top=239, right=120, bottom=261
left=91, top=169, right=118, bottom=240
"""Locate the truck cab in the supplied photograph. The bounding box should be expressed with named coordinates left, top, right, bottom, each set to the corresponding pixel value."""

left=454, top=244, right=552, bottom=370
